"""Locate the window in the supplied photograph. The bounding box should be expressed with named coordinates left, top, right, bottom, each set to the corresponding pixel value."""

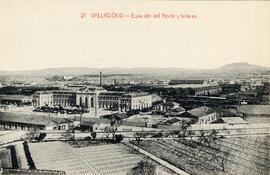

left=91, top=97, right=94, bottom=107
left=79, top=97, right=83, bottom=106
left=85, top=97, right=89, bottom=107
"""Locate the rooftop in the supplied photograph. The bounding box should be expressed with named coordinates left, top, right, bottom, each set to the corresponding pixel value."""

left=220, top=117, right=249, bottom=124
left=187, top=106, right=215, bottom=118
left=192, top=85, right=221, bottom=91
left=99, top=91, right=125, bottom=96
left=237, top=105, right=270, bottom=115
left=121, top=92, right=150, bottom=98
left=80, top=118, right=111, bottom=126
left=169, top=80, right=205, bottom=85
left=244, top=116, right=270, bottom=123
left=0, top=112, right=73, bottom=126
left=0, top=95, right=32, bottom=101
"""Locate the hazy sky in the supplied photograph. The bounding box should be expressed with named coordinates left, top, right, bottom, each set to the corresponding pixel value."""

left=0, top=0, right=270, bottom=71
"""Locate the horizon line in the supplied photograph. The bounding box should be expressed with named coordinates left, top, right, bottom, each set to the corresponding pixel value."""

left=0, top=62, right=268, bottom=72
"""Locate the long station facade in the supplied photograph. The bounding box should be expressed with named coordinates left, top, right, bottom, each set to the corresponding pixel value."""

left=32, top=87, right=152, bottom=112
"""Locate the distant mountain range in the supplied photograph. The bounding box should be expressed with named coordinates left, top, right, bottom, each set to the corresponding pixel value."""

left=0, top=62, right=269, bottom=77
left=213, top=62, right=269, bottom=74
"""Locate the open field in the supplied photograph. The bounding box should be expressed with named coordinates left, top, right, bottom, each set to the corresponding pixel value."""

left=75, top=144, right=143, bottom=175
left=29, top=142, right=93, bottom=175
left=0, top=131, right=26, bottom=145
left=28, top=142, right=143, bottom=175
left=133, top=136, right=270, bottom=175
left=0, top=147, right=12, bottom=168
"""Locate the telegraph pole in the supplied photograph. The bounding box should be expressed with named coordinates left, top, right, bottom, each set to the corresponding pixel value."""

left=99, top=71, right=102, bottom=87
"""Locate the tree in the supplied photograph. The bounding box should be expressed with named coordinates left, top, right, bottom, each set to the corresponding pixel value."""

left=215, top=151, right=229, bottom=172
left=198, top=129, right=218, bottom=148
left=24, top=131, right=36, bottom=142
left=104, top=126, right=111, bottom=139
left=128, top=160, right=157, bottom=175
left=104, top=124, right=118, bottom=142
left=178, top=122, right=189, bottom=140
left=91, top=132, right=97, bottom=140
left=134, top=131, right=144, bottom=146
left=197, top=129, right=228, bottom=172
left=34, top=132, right=47, bottom=142
left=115, top=134, right=124, bottom=143
left=64, top=127, right=75, bottom=140
left=187, top=130, right=195, bottom=140
left=110, top=118, right=118, bottom=141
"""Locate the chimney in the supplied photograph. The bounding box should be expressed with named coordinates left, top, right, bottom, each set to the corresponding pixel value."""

left=99, top=71, right=102, bottom=87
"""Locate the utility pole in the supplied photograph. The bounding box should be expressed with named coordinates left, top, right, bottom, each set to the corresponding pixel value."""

left=99, top=71, right=102, bottom=87
left=80, top=106, right=83, bottom=126
left=95, top=94, right=97, bottom=117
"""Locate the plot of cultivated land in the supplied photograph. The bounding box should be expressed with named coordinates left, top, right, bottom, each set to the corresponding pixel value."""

left=29, top=142, right=143, bottom=175
left=75, top=144, right=143, bottom=175
left=15, top=142, right=28, bottom=169
left=29, top=142, right=97, bottom=175
left=135, top=136, right=270, bottom=175
left=0, top=131, right=25, bottom=145
left=0, top=148, right=12, bottom=168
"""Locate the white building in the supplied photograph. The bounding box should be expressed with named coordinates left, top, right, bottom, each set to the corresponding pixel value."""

left=32, top=91, right=53, bottom=108
left=32, top=87, right=153, bottom=112
left=119, top=93, right=152, bottom=112
left=187, top=106, right=219, bottom=124
left=76, top=87, right=106, bottom=109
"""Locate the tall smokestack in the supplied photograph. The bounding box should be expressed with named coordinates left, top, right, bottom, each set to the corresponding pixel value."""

left=99, top=71, right=102, bottom=87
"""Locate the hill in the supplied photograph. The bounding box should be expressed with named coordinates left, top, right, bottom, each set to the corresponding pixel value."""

left=0, top=62, right=269, bottom=77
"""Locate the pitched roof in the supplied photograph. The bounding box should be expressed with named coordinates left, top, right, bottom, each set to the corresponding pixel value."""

left=101, top=113, right=129, bottom=120
left=0, top=112, right=72, bottom=126
left=192, top=85, right=221, bottom=91
left=164, top=118, right=180, bottom=124
left=187, top=106, right=215, bottom=118
left=221, top=117, right=248, bottom=124
left=164, top=101, right=179, bottom=107
left=169, top=80, right=205, bottom=85
left=121, top=92, right=150, bottom=98
left=99, top=91, right=125, bottom=96
left=0, top=95, right=32, bottom=101
left=151, top=94, right=162, bottom=102
left=172, top=107, right=185, bottom=112
left=245, top=116, right=270, bottom=123
left=237, top=105, right=270, bottom=115
left=80, top=118, right=110, bottom=126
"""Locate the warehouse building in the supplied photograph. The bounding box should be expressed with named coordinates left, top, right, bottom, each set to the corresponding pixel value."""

left=0, top=112, right=73, bottom=131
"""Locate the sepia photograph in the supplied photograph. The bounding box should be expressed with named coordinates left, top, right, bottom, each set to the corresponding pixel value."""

left=0, top=0, right=269, bottom=175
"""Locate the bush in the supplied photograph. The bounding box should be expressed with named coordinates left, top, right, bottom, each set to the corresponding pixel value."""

left=91, top=132, right=97, bottom=140
left=128, top=160, right=156, bottom=175
left=35, top=132, right=47, bottom=142
left=115, top=134, right=124, bottom=143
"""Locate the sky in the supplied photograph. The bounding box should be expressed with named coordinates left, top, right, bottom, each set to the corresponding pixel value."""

left=0, top=0, right=270, bottom=71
